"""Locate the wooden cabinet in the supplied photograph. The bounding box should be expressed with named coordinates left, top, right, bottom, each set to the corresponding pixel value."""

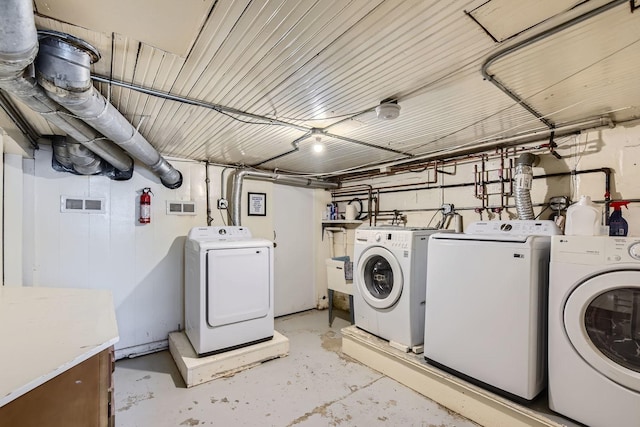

left=0, top=288, right=119, bottom=426
left=0, top=347, right=115, bottom=427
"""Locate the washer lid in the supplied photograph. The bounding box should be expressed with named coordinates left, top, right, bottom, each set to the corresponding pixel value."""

left=356, top=246, right=403, bottom=309
left=564, top=270, right=640, bottom=392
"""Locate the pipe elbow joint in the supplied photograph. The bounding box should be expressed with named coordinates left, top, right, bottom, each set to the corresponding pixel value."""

left=161, top=170, right=183, bottom=189
left=516, top=153, right=539, bottom=167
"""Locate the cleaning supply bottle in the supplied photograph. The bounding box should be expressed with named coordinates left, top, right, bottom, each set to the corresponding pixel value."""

left=609, top=201, right=630, bottom=236
left=565, top=195, right=601, bottom=236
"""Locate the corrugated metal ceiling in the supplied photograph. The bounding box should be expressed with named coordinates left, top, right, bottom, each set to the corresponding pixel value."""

left=2, top=0, right=638, bottom=177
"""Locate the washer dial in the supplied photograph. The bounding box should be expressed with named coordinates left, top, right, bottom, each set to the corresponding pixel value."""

left=629, top=242, right=640, bottom=260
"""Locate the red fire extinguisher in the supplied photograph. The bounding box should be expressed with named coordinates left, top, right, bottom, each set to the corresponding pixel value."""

left=139, top=187, right=153, bottom=224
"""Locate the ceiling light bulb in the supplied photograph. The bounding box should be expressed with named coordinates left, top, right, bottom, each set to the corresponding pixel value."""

left=313, top=142, right=324, bottom=153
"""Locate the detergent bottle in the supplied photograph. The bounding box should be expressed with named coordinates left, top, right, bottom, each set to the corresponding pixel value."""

left=609, top=201, right=630, bottom=236
left=565, top=195, right=601, bottom=236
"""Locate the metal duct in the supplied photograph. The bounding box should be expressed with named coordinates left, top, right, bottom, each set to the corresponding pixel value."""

left=0, top=0, right=134, bottom=174
left=513, top=153, right=538, bottom=220
left=52, top=135, right=103, bottom=175
left=36, top=32, right=183, bottom=189
left=230, top=169, right=339, bottom=226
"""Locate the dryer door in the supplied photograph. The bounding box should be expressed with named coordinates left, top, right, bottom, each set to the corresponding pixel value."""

left=356, top=246, right=403, bottom=309
left=564, top=270, right=640, bottom=391
left=206, top=246, right=271, bottom=327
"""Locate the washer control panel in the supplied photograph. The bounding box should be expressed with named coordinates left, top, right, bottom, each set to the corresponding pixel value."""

left=551, top=235, right=640, bottom=264
left=467, top=220, right=561, bottom=236
left=355, top=227, right=437, bottom=250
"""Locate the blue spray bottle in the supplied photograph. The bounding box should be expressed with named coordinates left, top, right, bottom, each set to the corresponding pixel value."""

left=609, top=201, right=629, bottom=236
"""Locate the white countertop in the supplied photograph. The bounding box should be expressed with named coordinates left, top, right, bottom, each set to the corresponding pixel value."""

left=0, top=287, right=119, bottom=407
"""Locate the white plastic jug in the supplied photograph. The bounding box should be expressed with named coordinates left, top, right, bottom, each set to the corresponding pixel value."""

left=564, top=195, right=601, bottom=236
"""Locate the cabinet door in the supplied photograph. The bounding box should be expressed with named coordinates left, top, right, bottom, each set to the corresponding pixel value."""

left=0, top=347, right=113, bottom=427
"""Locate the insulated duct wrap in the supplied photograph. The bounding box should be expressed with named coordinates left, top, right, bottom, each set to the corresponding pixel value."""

left=513, top=153, right=538, bottom=220
left=0, top=0, right=38, bottom=77
left=52, top=135, right=103, bottom=175
left=36, top=33, right=183, bottom=189
left=0, top=0, right=134, bottom=175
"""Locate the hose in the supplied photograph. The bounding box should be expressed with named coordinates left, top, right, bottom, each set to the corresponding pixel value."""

left=514, top=153, right=538, bottom=220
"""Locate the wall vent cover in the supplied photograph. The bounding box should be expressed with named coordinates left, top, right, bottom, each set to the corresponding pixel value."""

left=166, top=201, right=197, bottom=215
left=60, top=196, right=106, bottom=214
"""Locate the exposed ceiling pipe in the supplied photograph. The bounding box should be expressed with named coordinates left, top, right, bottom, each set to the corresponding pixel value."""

left=0, top=0, right=134, bottom=173
left=0, top=92, right=39, bottom=148
left=90, top=75, right=415, bottom=164
left=91, top=75, right=310, bottom=133
left=230, top=169, right=339, bottom=226
left=481, top=0, right=627, bottom=129
left=52, top=135, right=104, bottom=175
left=329, top=116, right=614, bottom=180
left=35, top=31, right=183, bottom=189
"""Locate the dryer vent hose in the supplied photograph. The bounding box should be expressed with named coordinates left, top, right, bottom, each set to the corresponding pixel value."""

left=514, top=153, right=539, bottom=220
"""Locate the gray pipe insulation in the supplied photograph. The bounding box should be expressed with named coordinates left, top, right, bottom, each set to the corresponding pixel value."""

left=51, top=135, right=104, bottom=175
left=0, top=0, right=134, bottom=173
left=230, top=169, right=339, bottom=226
left=514, top=153, right=539, bottom=220
left=0, top=0, right=182, bottom=188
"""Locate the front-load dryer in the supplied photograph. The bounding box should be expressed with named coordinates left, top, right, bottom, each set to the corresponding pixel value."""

left=185, top=226, right=274, bottom=356
left=424, top=220, right=560, bottom=401
left=353, top=226, right=441, bottom=351
left=549, top=235, right=640, bottom=427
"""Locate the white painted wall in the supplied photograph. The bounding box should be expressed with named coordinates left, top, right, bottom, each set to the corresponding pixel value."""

left=4, top=153, right=23, bottom=287
left=22, top=146, right=207, bottom=355
left=327, top=123, right=640, bottom=234
left=17, top=147, right=327, bottom=356
left=0, top=133, right=3, bottom=284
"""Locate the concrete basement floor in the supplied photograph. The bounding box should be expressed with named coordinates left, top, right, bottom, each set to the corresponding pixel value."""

left=114, top=309, right=479, bottom=426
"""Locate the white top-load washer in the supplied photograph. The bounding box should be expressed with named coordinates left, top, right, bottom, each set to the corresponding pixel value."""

left=424, top=220, right=561, bottom=401
left=549, top=235, right=640, bottom=427
left=185, top=226, right=274, bottom=356
left=353, top=226, right=442, bottom=351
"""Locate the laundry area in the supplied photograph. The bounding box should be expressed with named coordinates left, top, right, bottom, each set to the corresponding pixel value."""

left=1, top=1, right=640, bottom=426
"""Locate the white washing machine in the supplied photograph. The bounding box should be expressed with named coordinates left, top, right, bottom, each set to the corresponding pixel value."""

left=184, top=226, right=274, bottom=356
left=424, top=220, right=561, bottom=401
left=353, top=226, right=441, bottom=351
left=549, top=235, right=640, bottom=427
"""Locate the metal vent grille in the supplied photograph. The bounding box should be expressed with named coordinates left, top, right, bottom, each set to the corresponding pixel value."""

left=60, top=196, right=106, bottom=213
left=166, top=201, right=197, bottom=216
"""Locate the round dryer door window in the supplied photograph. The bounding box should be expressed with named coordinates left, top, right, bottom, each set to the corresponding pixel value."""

left=356, top=246, right=403, bottom=309
left=564, top=270, right=640, bottom=391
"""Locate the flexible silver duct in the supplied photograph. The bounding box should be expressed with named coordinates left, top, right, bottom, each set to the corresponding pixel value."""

left=36, top=32, right=183, bottom=189
left=513, top=153, right=539, bottom=220
left=52, top=135, right=104, bottom=175
left=230, top=169, right=339, bottom=226
left=0, top=0, right=134, bottom=173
